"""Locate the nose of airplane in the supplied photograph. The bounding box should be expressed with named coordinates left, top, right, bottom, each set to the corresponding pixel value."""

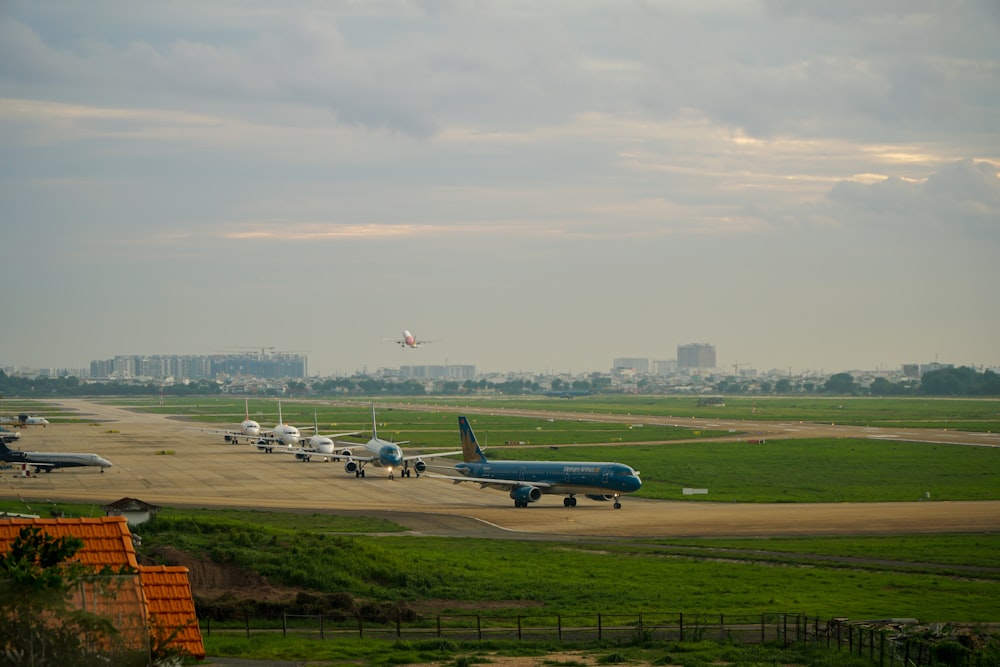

left=379, top=444, right=403, bottom=468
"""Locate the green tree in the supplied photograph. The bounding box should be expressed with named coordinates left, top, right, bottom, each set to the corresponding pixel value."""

left=0, top=527, right=146, bottom=667
left=823, top=372, right=856, bottom=395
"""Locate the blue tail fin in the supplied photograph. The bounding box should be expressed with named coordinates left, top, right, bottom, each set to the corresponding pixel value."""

left=458, top=416, right=487, bottom=463
left=370, top=403, right=379, bottom=441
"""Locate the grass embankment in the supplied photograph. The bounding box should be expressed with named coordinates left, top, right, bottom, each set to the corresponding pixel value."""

left=2, top=501, right=998, bottom=665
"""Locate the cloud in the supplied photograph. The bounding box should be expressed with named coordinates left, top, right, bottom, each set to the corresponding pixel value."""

left=826, top=159, right=1000, bottom=237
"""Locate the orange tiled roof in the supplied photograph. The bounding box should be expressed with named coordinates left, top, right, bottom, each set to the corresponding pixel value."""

left=0, top=515, right=139, bottom=568
left=0, top=516, right=205, bottom=661
left=141, top=565, right=206, bottom=660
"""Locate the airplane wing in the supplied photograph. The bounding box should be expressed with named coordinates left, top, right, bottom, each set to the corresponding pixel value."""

left=401, top=450, right=463, bottom=462
left=424, top=472, right=553, bottom=493
left=186, top=426, right=275, bottom=440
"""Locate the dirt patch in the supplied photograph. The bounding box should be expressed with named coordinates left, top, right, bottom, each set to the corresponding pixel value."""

left=142, top=546, right=302, bottom=602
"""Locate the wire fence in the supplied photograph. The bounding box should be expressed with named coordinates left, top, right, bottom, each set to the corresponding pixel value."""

left=200, top=611, right=994, bottom=666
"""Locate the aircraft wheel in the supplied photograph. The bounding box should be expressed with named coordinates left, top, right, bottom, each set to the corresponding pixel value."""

left=614, top=501, right=622, bottom=509
left=563, top=497, right=572, bottom=507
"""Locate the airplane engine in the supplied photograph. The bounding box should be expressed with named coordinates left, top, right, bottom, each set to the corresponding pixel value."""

left=344, top=460, right=359, bottom=474
left=339, top=449, right=353, bottom=458
left=586, top=494, right=614, bottom=502
left=509, top=486, right=542, bottom=507
left=413, top=459, right=427, bottom=473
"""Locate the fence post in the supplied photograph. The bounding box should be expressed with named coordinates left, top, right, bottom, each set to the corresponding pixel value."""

left=760, top=613, right=765, bottom=644
left=477, top=615, right=481, bottom=641
left=638, top=612, right=643, bottom=640
left=719, top=614, right=724, bottom=643
left=320, top=613, right=324, bottom=640
left=597, top=613, right=602, bottom=641
left=437, top=615, right=441, bottom=638
left=396, top=616, right=401, bottom=638
left=358, top=617, right=363, bottom=639
left=245, top=613, right=250, bottom=639
left=282, top=612, right=287, bottom=638
left=557, top=614, right=562, bottom=641
left=205, top=617, right=210, bottom=638
left=679, top=612, right=683, bottom=642
left=517, top=615, right=522, bottom=640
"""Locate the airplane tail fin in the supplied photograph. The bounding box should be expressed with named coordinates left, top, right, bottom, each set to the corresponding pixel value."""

left=371, top=403, right=379, bottom=441
left=457, top=416, right=487, bottom=463
left=0, top=440, right=10, bottom=455
left=245, top=398, right=250, bottom=421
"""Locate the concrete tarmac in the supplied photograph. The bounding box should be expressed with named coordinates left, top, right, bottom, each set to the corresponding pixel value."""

left=2, top=399, right=998, bottom=538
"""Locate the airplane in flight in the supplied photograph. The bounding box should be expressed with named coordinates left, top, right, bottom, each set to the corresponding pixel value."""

left=326, top=404, right=462, bottom=479
left=0, top=441, right=112, bottom=473
left=429, top=416, right=642, bottom=508
left=391, top=330, right=432, bottom=349
left=194, top=399, right=262, bottom=444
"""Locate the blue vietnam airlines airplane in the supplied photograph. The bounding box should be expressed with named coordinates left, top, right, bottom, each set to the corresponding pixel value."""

left=432, top=416, right=642, bottom=508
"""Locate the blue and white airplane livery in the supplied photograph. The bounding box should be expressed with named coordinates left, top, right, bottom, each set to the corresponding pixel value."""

left=434, top=416, right=642, bottom=508
left=330, top=404, right=463, bottom=480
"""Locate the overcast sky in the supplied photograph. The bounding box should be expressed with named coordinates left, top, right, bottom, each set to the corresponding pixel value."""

left=1, top=1, right=998, bottom=378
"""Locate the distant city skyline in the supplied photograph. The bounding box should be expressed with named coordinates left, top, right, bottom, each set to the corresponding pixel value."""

left=1, top=349, right=985, bottom=380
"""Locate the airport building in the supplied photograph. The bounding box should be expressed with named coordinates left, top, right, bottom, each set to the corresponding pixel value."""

left=677, top=343, right=716, bottom=370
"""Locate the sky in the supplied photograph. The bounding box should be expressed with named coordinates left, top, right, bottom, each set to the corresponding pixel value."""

left=1, top=1, right=998, bottom=378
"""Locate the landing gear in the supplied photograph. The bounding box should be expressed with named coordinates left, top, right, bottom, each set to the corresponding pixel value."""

left=563, top=496, right=578, bottom=507
left=355, top=469, right=366, bottom=478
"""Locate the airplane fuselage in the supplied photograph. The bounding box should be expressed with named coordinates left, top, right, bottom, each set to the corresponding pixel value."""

left=1, top=449, right=112, bottom=470
left=240, top=419, right=261, bottom=438
left=454, top=460, right=642, bottom=496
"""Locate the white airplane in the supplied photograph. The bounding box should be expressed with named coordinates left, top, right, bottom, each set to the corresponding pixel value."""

left=0, top=441, right=112, bottom=473
left=254, top=400, right=302, bottom=452
left=328, top=404, right=462, bottom=479
left=193, top=399, right=262, bottom=444
left=289, top=412, right=361, bottom=461
left=392, top=329, right=432, bottom=349
left=1, top=414, right=50, bottom=427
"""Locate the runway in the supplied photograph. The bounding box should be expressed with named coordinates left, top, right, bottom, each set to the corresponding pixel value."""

left=2, top=399, right=998, bottom=539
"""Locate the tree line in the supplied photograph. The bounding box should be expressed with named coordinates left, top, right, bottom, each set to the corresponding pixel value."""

left=1, top=366, right=998, bottom=398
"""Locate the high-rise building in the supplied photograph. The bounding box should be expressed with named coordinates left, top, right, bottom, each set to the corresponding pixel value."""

left=677, top=343, right=716, bottom=370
